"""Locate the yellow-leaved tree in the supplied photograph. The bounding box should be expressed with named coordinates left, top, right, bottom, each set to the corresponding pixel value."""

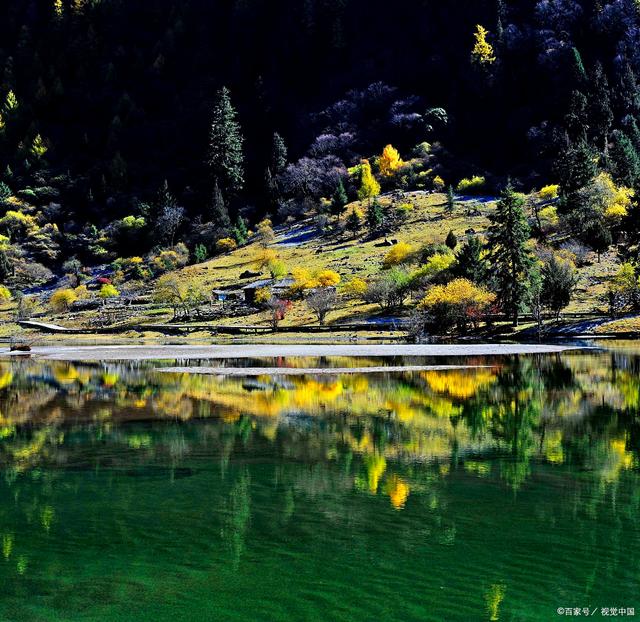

left=357, top=160, right=380, bottom=204
left=50, top=288, right=77, bottom=312
left=419, top=278, right=495, bottom=331
left=471, top=25, right=496, bottom=65
left=378, top=144, right=403, bottom=176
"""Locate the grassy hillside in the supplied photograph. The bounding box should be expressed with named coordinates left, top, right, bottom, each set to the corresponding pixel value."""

left=0, top=190, right=624, bottom=339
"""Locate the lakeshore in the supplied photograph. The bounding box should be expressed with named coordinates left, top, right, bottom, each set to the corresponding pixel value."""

left=1, top=342, right=584, bottom=362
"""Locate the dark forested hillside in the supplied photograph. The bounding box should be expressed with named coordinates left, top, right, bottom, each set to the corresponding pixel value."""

left=1, top=0, right=640, bottom=283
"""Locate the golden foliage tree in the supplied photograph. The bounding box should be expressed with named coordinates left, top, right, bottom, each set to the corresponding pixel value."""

left=378, top=144, right=403, bottom=176
left=50, top=288, right=77, bottom=312
left=357, top=160, right=380, bottom=203
left=471, top=25, right=496, bottom=65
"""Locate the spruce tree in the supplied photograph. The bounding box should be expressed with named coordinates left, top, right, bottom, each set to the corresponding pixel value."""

left=616, top=63, right=640, bottom=118
left=330, top=179, right=348, bottom=221
left=445, top=185, right=455, bottom=214
left=486, top=185, right=533, bottom=325
left=232, top=215, right=248, bottom=245
left=622, top=115, right=640, bottom=152
left=366, top=198, right=384, bottom=234
left=445, top=229, right=457, bottom=250
left=589, top=62, right=613, bottom=153
left=210, top=178, right=231, bottom=231
left=609, top=129, right=640, bottom=188
left=564, top=90, right=589, bottom=143
left=345, top=210, right=361, bottom=236
left=454, top=236, right=486, bottom=284
left=569, top=47, right=587, bottom=89
left=554, top=140, right=597, bottom=197
left=271, top=132, right=288, bottom=175
left=208, top=86, right=244, bottom=197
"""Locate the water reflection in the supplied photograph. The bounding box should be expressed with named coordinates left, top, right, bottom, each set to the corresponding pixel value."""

left=0, top=350, right=637, bottom=620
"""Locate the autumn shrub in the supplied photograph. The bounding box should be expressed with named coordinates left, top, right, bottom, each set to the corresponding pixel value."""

left=216, top=237, right=237, bottom=253
left=254, top=248, right=277, bottom=270
left=383, top=242, right=413, bottom=268
left=257, top=219, right=275, bottom=246
left=538, top=184, right=559, bottom=201
left=316, top=269, right=341, bottom=287
left=99, top=284, right=119, bottom=300
left=50, top=288, right=77, bottom=312
left=341, top=277, right=368, bottom=300
left=417, top=278, right=495, bottom=331
left=409, top=253, right=455, bottom=289
left=456, top=176, right=486, bottom=194
left=268, top=259, right=287, bottom=279
left=0, top=286, right=11, bottom=302
left=74, top=285, right=91, bottom=300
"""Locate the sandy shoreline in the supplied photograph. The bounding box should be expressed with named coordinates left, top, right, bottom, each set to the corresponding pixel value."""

left=0, top=343, right=584, bottom=361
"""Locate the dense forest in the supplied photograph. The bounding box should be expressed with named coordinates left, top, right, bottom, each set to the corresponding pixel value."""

left=2, top=0, right=640, bottom=311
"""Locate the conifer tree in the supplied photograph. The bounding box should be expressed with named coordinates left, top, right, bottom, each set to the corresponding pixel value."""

left=569, top=47, right=587, bottom=88
left=564, top=91, right=589, bottom=144
left=609, top=129, right=640, bottom=188
left=486, top=185, right=533, bottom=325
left=271, top=132, right=288, bottom=175
left=210, top=177, right=231, bottom=231
left=454, top=236, right=486, bottom=284
left=366, top=198, right=384, bottom=234
left=346, top=209, right=361, bottom=236
left=589, top=62, right=613, bottom=153
left=616, top=63, right=640, bottom=118
left=208, top=86, right=244, bottom=197
left=330, top=179, right=348, bottom=221
left=445, top=229, right=457, bottom=250
left=445, top=185, right=455, bottom=214
left=232, top=215, right=248, bottom=245
left=622, top=115, right=640, bottom=152
left=554, top=141, right=597, bottom=197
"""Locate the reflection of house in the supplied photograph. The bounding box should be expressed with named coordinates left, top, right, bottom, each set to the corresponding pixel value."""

left=242, top=278, right=295, bottom=304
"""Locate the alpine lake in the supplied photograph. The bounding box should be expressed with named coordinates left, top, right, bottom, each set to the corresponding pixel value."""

left=0, top=342, right=638, bottom=621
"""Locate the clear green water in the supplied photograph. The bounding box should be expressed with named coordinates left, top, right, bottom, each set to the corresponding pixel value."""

left=0, top=347, right=639, bottom=621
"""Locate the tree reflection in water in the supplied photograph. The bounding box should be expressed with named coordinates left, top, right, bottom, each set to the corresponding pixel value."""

left=0, top=349, right=637, bottom=620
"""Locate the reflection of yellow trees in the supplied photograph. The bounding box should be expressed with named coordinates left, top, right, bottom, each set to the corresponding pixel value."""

left=543, top=430, right=564, bottom=465
left=384, top=475, right=410, bottom=509
left=2, top=533, right=13, bottom=560
left=365, top=454, right=386, bottom=493
left=0, top=356, right=638, bottom=492
left=0, top=370, right=13, bottom=390
left=52, top=364, right=80, bottom=384
left=601, top=438, right=636, bottom=483
left=484, top=582, right=506, bottom=621
left=422, top=369, right=496, bottom=399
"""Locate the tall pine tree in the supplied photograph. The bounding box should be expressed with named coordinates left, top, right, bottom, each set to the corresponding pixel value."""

left=486, top=185, right=533, bottom=325
left=271, top=132, right=288, bottom=175
left=208, top=86, right=244, bottom=198
left=609, top=129, right=640, bottom=188
left=588, top=62, right=613, bottom=153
